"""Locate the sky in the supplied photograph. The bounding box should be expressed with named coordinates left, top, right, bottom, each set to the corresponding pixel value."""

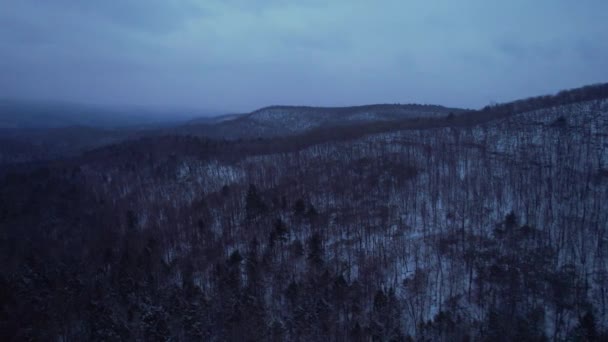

left=1, top=0, right=607, bottom=113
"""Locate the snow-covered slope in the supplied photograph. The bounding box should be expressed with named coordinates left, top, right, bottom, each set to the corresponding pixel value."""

left=78, top=96, right=608, bottom=339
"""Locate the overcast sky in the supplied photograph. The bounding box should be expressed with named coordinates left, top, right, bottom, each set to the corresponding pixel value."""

left=1, top=0, right=607, bottom=112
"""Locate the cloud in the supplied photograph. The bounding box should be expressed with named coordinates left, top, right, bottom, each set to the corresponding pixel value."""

left=0, top=0, right=607, bottom=111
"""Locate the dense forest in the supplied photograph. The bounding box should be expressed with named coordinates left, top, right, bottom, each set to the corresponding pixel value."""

left=1, top=84, right=608, bottom=341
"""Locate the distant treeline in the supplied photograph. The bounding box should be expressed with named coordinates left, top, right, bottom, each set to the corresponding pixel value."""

left=252, top=103, right=460, bottom=114
left=479, top=83, right=608, bottom=117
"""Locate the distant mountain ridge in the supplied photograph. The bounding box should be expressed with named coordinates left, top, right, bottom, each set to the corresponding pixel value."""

left=176, top=103, right=463, bottom=138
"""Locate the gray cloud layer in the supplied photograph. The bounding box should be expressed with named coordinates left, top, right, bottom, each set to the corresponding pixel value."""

left=1, top=0, right=607, bottom=112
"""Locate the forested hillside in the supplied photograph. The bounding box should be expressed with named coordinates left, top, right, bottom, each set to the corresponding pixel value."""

left=1, top=85, right=608, bottom=341
left=171, top=104, right=462, bottom=140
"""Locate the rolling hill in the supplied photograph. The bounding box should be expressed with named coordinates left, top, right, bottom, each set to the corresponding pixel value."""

left=176, top=103, right=462, bottom=138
